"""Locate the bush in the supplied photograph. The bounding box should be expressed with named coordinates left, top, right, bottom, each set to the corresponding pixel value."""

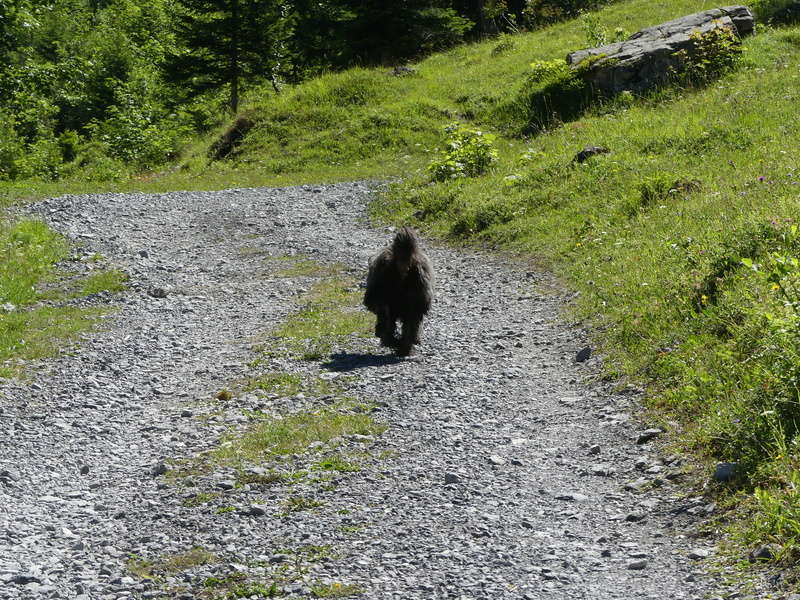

left=428, top=123, right=498, bottom=181
left=672, top=26, right=743, bottom=85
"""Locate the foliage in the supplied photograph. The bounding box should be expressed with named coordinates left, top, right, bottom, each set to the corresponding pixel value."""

left=333, top=0, right=472, bottom=67
left=428, top=123, right=498, bottom=181
left=580, top=10, right=627, bottom=47
left=165, top=0, right=292, bottom=113
left=521, top=0, right=617, bottom=28
left=750, top=0, right=800, bottom=24
left=671, top=25, right=743, bottom=85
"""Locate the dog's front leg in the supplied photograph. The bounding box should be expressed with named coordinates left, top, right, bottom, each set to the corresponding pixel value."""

left=397, top=315, right=422, bottom=356
left=375, top=306, right=399, bottom=348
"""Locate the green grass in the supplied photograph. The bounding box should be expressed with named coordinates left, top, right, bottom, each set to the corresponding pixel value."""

left=277, top=258, right=348, bottom=278
left=313, top=453, right=362, bottom=473
left=0, top=306, right=107, bottom=378
left=244, top=370, right=345, bottom=397
left=0, top=219, right=123, bottom=377
left=128, top=547, right=216, bottom=581
left=269, top=275, right=372, bottom=360
left=361, top=9, right=800, bottom=570
left=310, top=582, right=364, bottom=598
left=2, top=0, right=797, bottom=575
left=80, top=269, right=129, bottom=295
left=0, top=220, right=68, bottom=305
left=214, top=407, right=385, bottom=465
left=0, top=0, right=721, bottom=203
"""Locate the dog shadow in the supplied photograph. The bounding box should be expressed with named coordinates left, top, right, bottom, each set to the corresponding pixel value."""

left=323, top=352, right=404, bottom=372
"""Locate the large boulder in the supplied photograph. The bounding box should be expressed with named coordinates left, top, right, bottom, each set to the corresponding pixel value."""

left=566, top=6, right=754, bottom=95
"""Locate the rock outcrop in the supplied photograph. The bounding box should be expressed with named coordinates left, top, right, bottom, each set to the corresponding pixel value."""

left=567, top=6, right=754, bottom=95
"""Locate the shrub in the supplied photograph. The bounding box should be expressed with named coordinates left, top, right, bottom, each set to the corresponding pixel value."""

left=580, top=11, right=628, bottom=47
left=672, top=25, right=743, bottom=85
left=428, top=123, right=498, bottom=181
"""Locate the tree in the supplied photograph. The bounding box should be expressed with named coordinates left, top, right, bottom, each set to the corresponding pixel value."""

left=165, top=0, right=292, bottom=114
left=334, top=0, right=472, bottom=66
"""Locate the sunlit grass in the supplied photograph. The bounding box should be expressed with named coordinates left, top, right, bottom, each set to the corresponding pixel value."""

left=215, top=408, right=385, bottom=464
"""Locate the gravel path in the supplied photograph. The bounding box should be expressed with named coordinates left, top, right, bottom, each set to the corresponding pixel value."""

left=0, top=183, right=732, bottom=599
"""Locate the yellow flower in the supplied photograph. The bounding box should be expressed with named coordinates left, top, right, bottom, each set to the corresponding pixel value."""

left=701, top=294, right=708, bottom=304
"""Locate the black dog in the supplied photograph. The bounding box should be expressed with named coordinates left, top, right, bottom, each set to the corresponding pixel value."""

left=363, top=226, right=434, bottom=356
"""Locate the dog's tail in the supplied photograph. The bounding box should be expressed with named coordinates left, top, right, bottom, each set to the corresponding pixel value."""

left=391, top=226, right=420, bottom=260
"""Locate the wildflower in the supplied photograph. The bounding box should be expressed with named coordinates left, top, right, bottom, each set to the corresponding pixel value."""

left=701, top=294, right=708, bottom=304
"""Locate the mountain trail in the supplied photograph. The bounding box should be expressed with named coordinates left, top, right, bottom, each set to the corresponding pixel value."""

left=0, top=183, right=741, bottom=599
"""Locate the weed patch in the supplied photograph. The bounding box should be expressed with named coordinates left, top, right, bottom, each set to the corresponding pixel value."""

left=310, top=582, right=364, bottom=598
left=244, top=371, right=345, bottom=397
left=313, top=453, right=362, bottom=473
left=128, top=547, right=216, bottom=582
left=214, top=406, right=385, bottom=465
left=269, top=276, right=372, bottom=360
left=0, top=306, right=107, bottom=378
left=285, top=496, right=324, bottom=513
left=80, top=269, right=129, bottom=295
left=276, top=257, right=347, bottom=278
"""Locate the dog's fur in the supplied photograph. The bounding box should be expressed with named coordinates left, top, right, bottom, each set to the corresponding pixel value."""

left=363, top=227, right=434, bottom=356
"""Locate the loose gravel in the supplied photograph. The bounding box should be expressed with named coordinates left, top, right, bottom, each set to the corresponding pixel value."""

left=0, top=183, right=751, bottom=599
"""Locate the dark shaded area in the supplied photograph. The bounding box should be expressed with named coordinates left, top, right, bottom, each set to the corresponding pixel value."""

left=209, top=115, right=255, bottom=160
left=323, top=352, right=404, bottom=372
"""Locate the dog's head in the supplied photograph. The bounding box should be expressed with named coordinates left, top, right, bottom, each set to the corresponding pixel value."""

left=391, top=226, right=419, bottom=259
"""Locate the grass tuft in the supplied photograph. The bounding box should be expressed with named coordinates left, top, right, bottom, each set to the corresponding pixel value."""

left=80, top=269, right=129, bottom=295
left=215, top=407, right=385, bottom=465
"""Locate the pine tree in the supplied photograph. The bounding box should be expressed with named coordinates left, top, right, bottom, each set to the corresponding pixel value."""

left=335, top=0, right=472, bottom=66
left=166, top=0, right=291, bottom=114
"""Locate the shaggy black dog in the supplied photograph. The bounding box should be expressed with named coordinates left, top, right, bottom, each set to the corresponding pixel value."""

left=363, top=226, right=434, bottom=356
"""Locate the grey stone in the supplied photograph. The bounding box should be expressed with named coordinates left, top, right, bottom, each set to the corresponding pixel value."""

left=627, top=559, right=648, bottom=570
left=749, top=544, right=780, bottom=562
left=269, top=554, right=290, bottom=564
left=555, top=492, right=589, bottom=502
left=713, top=461, right=738, bottom=482
left=572, top=146, right=610, bottom=164
left=147, top=287, right=168, bottom=298
left=625, top=512, right=645, bottom=522
left=444, top=472, right=462, bottom=485
left=249, top=504, right=268, bottom=516
left=3, top=181, right=736, bottom=600
left=688, top=548, right=710, bottom=559
left=567, top=6, right=754, bottom=95
left=12, top=574, right=42, bottom=585
left=636, top=428, right=663, bottom=444
left=625, top=477, right=651, bottom=491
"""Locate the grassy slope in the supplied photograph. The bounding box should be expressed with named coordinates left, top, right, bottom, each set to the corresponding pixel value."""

left=3, top=0, right=800, bottom=574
